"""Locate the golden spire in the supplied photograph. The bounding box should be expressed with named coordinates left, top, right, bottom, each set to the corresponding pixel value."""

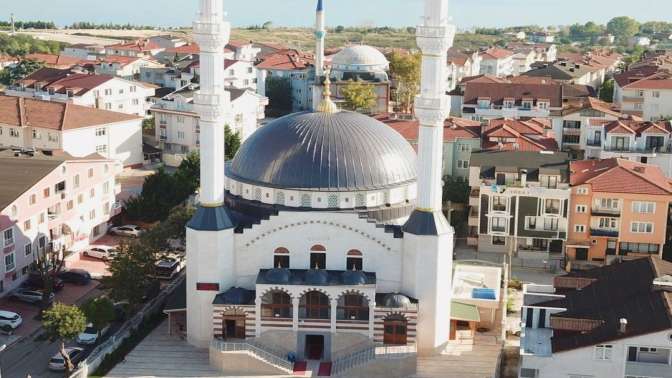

left=317, top=68, right=339, bottom=114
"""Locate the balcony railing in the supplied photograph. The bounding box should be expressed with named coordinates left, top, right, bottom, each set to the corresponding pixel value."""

left=586, top=139, right=602, bottom=147
left=590, top=228, right=619, bottom=237
left=602, top=145, right=671, bottom=153
left=591, top=207, right=621, bottom=216
left=491, top=226, right=506, bottom=233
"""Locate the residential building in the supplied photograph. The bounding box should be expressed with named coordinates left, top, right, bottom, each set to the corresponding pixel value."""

left=188, top=59, right=259, bottom=91
left=255, top=49, right=315, bottom=110
left=567, top=159, right=672, bottom=266
left=511, top=48, right=537, bottom=76
left=520, top=257, right=672, bottom=378
left=0, top=150, right=122, bottom=295
left=93, top=55, right=164, bottom=79
left=446, top=48, right=481, bottom=91
left=552, top=97, right=628, bottom=157
left=23, top=53, right=83, bottom=69
left=523, top=60, right=605, bottom=89
left=150, top=85, right=267, bottom=166
left=630, top=36, right=652, bottom=47
left=481, top=118, right=559, bottom=152
left=467, top=151, right=570, bottom=263
left=226, top=40, right=262, bottom=62
left=379, top=115, right=481, bottom=179
left=61, top=43, right=106, bottom=60
left=507, top=43, right=558, bottom=64
left=6, top=67, right=156, bottom=116
left=0, top=95, right=143, bottom=167
left=461, top=81, right=563, bottom=121
left=104, top=39, right=165, bottom=58
left=148, top=35, right=188, bottom=50
left=529, top=32, right=555, bottom=44
left=613, top=69, right=672, bottom=121
left=140, top=66, right=195, bottom=90
left=479, top=48, right=515, bottom=77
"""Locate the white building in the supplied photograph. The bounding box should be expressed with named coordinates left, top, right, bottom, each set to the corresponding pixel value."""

left=62, top=43, right=106, bottom=60
left=256, top=49, right=315, bottom=111
left=151, top=85, right=267, bottom=167
left=479, top=48, right=515, bottom=77
left=614, top=70, right=672, bottom=121
left=148, top=35, right=188, bottom=50
left=6, top=67, right=156, bottom=117
left=104, top=40, right=165, bottom=58
left=182, top=0, right=462, bottom=376
left=519, top=257, right=672, bottom=378
left=190, top=59, right=258, bottom=91
left=93, top=55, right=164, bottom=80
left=0, top=95, right=143, bottom=167
left=446, top=48, right=481, bottom=91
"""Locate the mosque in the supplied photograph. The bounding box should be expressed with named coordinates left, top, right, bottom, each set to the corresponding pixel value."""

left=185, top=0, right=464, bottom=374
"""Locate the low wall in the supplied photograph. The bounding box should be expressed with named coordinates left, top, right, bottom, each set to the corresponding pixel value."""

left=209, top=349, right=289, bottom=377
left=337, top=355, right=416, bottom=378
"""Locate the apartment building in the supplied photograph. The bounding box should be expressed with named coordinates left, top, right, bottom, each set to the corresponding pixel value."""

left=24, top=53, right=83, bottom=69
left=584, top=119, right=672, bottom=176
left=62, top=43, right=106, bottom=60
left=614, top=69, right=672, bottom=121
left=567, top=159, right=672, bottom=267
left=481, top=118, right=558, bottom=152
left=93, top=55, right=164, bottom=79
left=461, top=81, right=563, bottom=122
left=256, top=49, right=315, bottom=110
left=6, top=67, right=156, bottom=117
left=552, top=97, right=628, bottom=157
left=446, top=48, right=482, bottom=91
left=506, top=43, right=558, bottom=64
left=0, top=96, right=143, bottom=167
left=479, top=48, right=515, bottom=77
left=511, top=48, right=537, bottom=76
left=150, top=85, right=267, bottom=167
left=468, top=151, right=571, bottom=262
left=380, top=115, right=481, bottom=179
left=0, top=150, right=121, bottom=295
left=188, top=59, right=258, bottom=91
left=520, top=257, right=672, bottom=378
left=104, top=40, right=165, bottom=58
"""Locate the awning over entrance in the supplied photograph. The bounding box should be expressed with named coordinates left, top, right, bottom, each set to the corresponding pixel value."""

left=451, top=301, right=481, bottom=322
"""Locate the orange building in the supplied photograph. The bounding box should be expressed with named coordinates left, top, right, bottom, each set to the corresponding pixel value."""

left=567, top=158, right=672, bottom=266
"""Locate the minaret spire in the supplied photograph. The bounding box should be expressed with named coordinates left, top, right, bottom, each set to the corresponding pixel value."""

left=314, top=0, right=326, bottom=78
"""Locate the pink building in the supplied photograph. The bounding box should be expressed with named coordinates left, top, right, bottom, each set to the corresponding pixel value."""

left=0, top=150, right=121, bottom=295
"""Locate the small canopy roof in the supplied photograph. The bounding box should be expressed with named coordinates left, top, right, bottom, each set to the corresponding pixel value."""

left=451, top=301, right=481, bottom=322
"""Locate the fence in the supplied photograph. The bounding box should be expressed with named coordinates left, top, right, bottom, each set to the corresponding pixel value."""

left=210, top=339, right=294, bottom=373
left=68, top=274, right=186, bottom=378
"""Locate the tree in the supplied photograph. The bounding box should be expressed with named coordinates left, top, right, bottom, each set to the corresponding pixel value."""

left=607, top=16, right=640, bottom=45
left=105, top=241, right=157, bottom=308
left=0, top=59, right=43, bottom=85
left=33, top=245, right=66, bottom=307
left=42, top=303, right=87, bottom=373
left=265, top=76, right=292, bottom=112
left=335, top=25, right=345, bottom=33
left=142, top=116, right=155, bottom=131
left=442, top=176, right=470, bottom=204
left=80, top=297, right=115, bottom=332
left=599, top=79, right=615, bottom=103
left=388, top=51, right=421, bottom=113
left=225, top=125, right=241, bottom=160
left=262, top=21, right=273, bottom=30
left=341, top=80, right=377, bottom=112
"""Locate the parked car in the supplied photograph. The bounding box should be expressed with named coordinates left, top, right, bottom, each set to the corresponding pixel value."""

left=109, top=225, right=143, bottom=237
left=0, top=310, right=22, bottom=334
left=22, top=272, right=64, bottom=292
left=10, top=288, right=55, bottom=305
left=48, top=347, right=84, bottom=371
left=57, top=269, right=92, bottom=285
left=76, top=323, right=110, bottom=345
left=83, top=245, right=118, bottom=261
left=152, top=256, right=185, bottom=280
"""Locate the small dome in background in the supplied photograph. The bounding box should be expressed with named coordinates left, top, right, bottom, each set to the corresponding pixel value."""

left=263, top=268, right=291, bottom=284
left=304, top=269, right=329, bottom=285
left=331, top=45, right=389, bottom=71
left=383, top=293, right=412, bottom=308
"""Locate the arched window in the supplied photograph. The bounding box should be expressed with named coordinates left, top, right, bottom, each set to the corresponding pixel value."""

left=383, top=314, right=407, bottom=345
left=327, top=194, right=339, bottom=208
left=346, top=250, right=363, bottom=271
left=310, top=245, right=326, bottom=269
left=276, top=192, right=285, bottom=205
left=337, top=293, right=369, bottom=321
left=273, top=247, right=289, bottom=268
left=261, top=290, right=292, bottom=319
left=299, top=291, right=330, bottom=319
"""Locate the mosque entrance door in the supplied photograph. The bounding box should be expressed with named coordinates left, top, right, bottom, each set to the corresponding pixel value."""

left=222, top=315, right=246, bottom=339
left=305, top=334, right=324, bottom=360
left=383, top=315, right=407, bottom=345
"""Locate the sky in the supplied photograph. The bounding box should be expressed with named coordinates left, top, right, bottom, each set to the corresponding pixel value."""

left=4, top=0, right=672, bottom=29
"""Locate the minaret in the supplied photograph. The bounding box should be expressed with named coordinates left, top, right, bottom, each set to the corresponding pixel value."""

left=186, top=0, right=236, bottom=348
left=10, top=14, right=15, bottom=35
left=314, top=0, right=326, bottom=77
left=402, top=0, right=455, bottom=355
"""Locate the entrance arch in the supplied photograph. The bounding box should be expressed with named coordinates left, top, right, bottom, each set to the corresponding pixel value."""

left=221, top=308, right=246, bottom=340
left=383, top=314, right=408, bottom=345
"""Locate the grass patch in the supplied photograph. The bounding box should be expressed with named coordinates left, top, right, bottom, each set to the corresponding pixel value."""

left=90, top=310, right=166, bottom=377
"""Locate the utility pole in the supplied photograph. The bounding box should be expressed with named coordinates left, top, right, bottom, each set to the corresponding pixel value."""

left=10, top=13, right=15, bottom=35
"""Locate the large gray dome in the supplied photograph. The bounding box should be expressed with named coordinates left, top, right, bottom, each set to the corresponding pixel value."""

left=228, top=111, right=417, bottom=191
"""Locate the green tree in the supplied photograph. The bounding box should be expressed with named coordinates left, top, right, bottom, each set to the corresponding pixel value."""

left=225, top=125, right=242, bottom=160
left=262, top=21, right=273, bottom=30
left=607, top=16, right=640, bottom=45
left=599, top=79, right=615, bottom=103
left=388, top=51, right=421, bottom=113
left=142, top=116, right=155, bottom=131
left=265, top=76, right=293, bottom=112
left=0, top=59, right=43, bottom=85
left=80, top=297, right=115, bottom=332
left=33, top=246, right=66, bottom=306
left=442, top=176, right=470, bottom=204
left=104, top=241, right=158, bottom=308
left=341, top=80, right=377, bottom=112
left=335, top=25, right=345, bottom=33
left=42, top=303, right=87, bottom=373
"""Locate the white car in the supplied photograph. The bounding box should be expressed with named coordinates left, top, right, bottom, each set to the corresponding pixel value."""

left=10, top=288, right=54, bottom=304
left=109, top=225, right=143, bottom=237
left=0, top=310, right=22, bottom=333
left=76, top=323, right=110, bottom=345
left=48, top=347, right=84, bottom=371
left=83, top=245, right=118, bottom=261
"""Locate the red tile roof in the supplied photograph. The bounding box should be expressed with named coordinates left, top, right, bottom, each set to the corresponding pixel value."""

left=19, top=68, right=118, bottom=96
left=107, top=39, right=163, bottom=52
left=613, top=66, right=663, bottom=87
left=95, top=55, right=141, bottom=66
left=24, top=53, right=83, bottom=68
left=570, top=158, right=672, bottom=195
left=377, top=115, right=481, bottom=142
left=562, top=97, right=625, bottom=118
left=256, top=49, right=314, bottom=71
left=0, top=95, right=140, bottom=131
left=482, top=118, right=558, bottom=152
left=480, top=48, right=514, bottom=60
left=463, top=82, right=563, bottom=108
left=164, top=43, right=233, bottom=55
left=603, top=119, right=672, bottom=136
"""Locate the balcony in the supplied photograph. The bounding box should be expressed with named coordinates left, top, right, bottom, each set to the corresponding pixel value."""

left=602, top=145, right=671, bottom=154
left=625, top=361, right=672, bottom=378
left=586, top=139, right=602, bottom=147
left=591, top=207, right=621, bottom=216
left=590, top=228, right=619, bottom=237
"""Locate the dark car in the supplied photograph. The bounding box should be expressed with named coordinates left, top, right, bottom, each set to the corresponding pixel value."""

left=57, top=269, right=92, bottom=285
left=22, top=272, right=64, bottom=292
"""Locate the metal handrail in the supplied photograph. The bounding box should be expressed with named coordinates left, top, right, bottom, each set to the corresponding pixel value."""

left=211, top=339, right=293, bottom=372
left=331, top=345, right=376, bottom=376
